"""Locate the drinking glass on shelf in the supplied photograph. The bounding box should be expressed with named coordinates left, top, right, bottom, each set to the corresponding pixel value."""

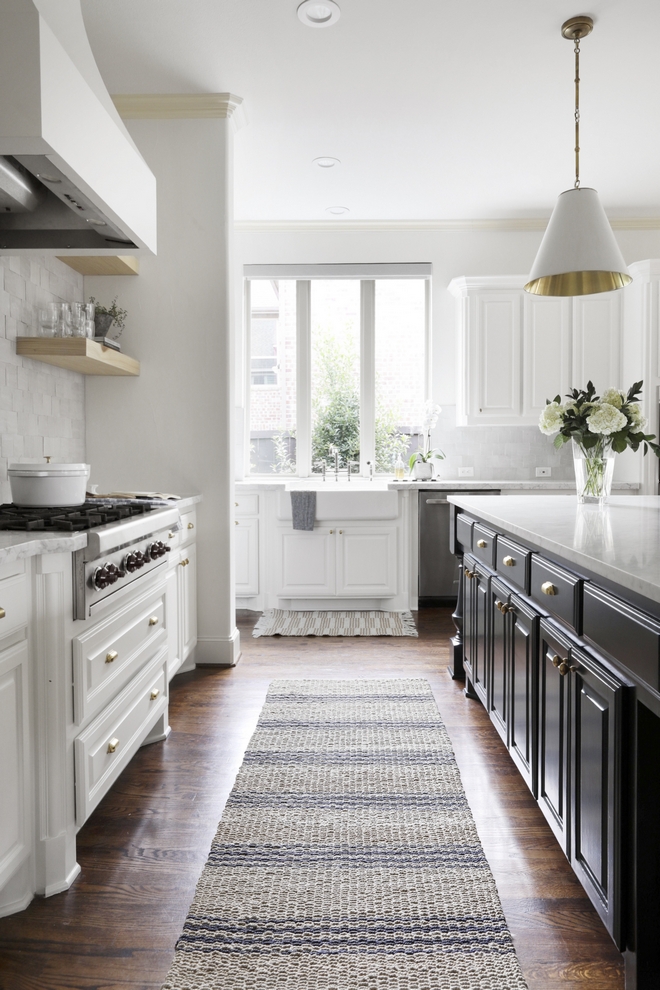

left=70, top=302, right=87, bottom=337
left=37, top=306, right=58, bottom=337
left=57, top=302, right=72, bottom=337
left=84, top=319, right=95, bottom=338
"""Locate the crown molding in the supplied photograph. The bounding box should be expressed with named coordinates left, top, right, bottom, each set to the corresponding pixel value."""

left=112, top=93, right=245, bottom=127
left=234, top=217, right=660, bottom=233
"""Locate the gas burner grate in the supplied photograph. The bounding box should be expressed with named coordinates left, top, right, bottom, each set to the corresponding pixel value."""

left=0, top=500, right=161, bottom=532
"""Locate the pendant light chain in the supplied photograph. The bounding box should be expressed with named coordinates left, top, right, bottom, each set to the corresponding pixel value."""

left=574, top=35, right=581, bottom=188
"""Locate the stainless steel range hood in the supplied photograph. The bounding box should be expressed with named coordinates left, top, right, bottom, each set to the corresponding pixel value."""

left=0, top=0, right=156, bottom=254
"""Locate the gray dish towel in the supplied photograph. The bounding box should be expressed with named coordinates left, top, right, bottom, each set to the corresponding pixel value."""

left=291, top=491, right=316, bottom=531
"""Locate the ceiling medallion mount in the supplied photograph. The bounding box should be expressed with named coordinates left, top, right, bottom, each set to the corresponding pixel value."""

left=297, top=1, right=341, bottom=28
left=525, top=14, right=631, bottom=297
left=560, top=15, right=593, bottom=41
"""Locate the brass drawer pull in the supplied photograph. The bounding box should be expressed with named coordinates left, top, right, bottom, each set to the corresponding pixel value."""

left=476, top=539, right=487, bottom=548
left=503, top=555, right=515, bottom=567
left=541, top=581, right=557, bottom=596
left=180, top=558, right=189, bottom=567
left=107, top=737, right=119, bottom=754
left=148, top=616, right=159, bottom=626
left=0, top=607, right=5, bottom=619
left=105, top=650, right=118, bottom=664
left=150, top=688, right=160, bottom=701
left=187, top=522, right=195, bottom=530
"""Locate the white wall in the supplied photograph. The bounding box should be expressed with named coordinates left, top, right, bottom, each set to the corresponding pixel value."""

left=85, top=117, right=239, bottom=665
left=234, top=225, right=660, bottom=481
left=0, top=255, right=85, bottom=503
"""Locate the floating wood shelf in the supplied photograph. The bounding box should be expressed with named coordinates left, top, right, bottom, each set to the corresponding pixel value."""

left=56, top=256, right=139, bottom=276
left=16, top=337, right=140, bottom=376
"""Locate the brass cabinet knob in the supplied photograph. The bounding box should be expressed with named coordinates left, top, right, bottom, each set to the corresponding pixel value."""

left=235, top=502, right=239, bottom=507
left=541, top=581, right=557, bottom=596
left=329, top=529, right=334, bottom=535
left=501, top=603, right=514, bottom=614
left=464, top=567, right=474, bottom=579
left=187, top=522, right=195, bottom=530
left=551, top=654, right=562, bottom=667
left=235, top=520, right=239, bottom=525
left=105, top=650, right=118, bottom=664
left=559, top=661, right=570, bottom=676
left=150, top=688, right=160, bottom=701
left=180, top=558, right=189, bottom=567
left=503, top=555, right=515, bottom=567
left=107, top=737, right=119, bottom=754
left=495, top=599, right=504, bottom=611
left=476, top=539, right=487, bottom=548
left=0, top=607, right=5, bottom=619
left=168, top=531, right=175, bottom=539
left=148, top=616, right=159, bottom=626
left=339, top=530, right=343, bottom=535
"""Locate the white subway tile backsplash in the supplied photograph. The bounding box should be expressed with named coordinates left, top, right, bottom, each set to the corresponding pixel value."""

left=0, top=255, right=85, bottom=502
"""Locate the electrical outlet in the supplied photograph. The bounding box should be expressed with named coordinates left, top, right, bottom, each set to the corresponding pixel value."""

left=536, top=467, right=552, bottom=477
left=458, top=467, right=474, bottom=477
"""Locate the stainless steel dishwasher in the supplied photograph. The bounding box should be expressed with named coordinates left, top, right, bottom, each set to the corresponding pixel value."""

left=418, top=490, right=500, bottom=605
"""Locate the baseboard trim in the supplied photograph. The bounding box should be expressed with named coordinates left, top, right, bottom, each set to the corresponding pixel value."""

left=195, top=629, right=241, bottom=667
left=43, top=862, right=81, bottom=898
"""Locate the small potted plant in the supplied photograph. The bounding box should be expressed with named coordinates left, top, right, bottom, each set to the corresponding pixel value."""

left=89, top=296, right=128, bottom=339
left=409, top=401, right=445, bottom=480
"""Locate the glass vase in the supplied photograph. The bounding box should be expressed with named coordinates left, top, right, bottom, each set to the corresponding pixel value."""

left=572, top=438, right=616, bottom=505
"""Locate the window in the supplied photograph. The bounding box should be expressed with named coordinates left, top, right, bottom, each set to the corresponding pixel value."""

left=244, top=264, right=430, bottom=476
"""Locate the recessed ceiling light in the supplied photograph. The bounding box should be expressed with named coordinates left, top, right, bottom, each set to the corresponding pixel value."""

left=326, top=206, right=349, bottom=215
left=314, top=157, right=340, bottom=168
left=37, top=174, right=61, bottom=184
left=297, top=0, right=341, bottom=28
left=86, top=218, right=107, bottom=226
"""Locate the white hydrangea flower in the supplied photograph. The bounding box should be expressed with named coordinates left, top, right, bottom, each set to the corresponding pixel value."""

left=628, top=403, right=647, bottom=430
left=587, top=402, right=627, bottom=436
left=539, top=401, right=565, bottom=436
left=601, top=388, right=625, bottom=409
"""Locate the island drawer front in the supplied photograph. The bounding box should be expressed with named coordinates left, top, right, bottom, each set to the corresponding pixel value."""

left=496, top=536, right=530, bottom=593
left=472, top=523, right=497, bottom=568
left=74, top=647, right=168, bottom=826
left=0, top=566, right=28, bottom=638
left=530, top=556, right=581, bottom=632
left=73, top=585, right=167, bottom=726
left=583, top=584, right=660, bottom=690
left=235, top=495, right=259, bottom=516
left=455, top=514, right=475, bottom=552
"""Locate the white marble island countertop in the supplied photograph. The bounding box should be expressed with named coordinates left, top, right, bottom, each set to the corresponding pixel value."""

left=448, top=495, right=660, bottom=606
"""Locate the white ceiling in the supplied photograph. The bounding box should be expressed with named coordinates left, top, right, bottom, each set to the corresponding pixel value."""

left=80, top=0, right=660, bottom=221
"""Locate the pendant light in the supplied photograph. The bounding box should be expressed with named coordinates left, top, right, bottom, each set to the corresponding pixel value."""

left=525, top=16, right=631, bottom=297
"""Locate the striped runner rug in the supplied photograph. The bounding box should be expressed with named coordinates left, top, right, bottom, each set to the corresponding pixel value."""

left=162, top=679, right=528, bottom=990
left=252, top=609, right=418, bottom=637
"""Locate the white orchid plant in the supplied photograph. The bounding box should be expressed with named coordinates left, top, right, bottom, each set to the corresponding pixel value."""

left=409, top=400, right=446, bottom=472
left=539, top=380, right=660, bottom=456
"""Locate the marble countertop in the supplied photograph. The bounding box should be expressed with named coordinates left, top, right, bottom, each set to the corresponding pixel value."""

left=447, top=494, right=660, bottom=605
left=236, top=478, right=640, bottom=492
left=0, top=495, right=202, bottom=566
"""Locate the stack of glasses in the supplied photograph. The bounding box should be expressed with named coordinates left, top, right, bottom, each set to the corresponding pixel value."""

left=37, top=302, right=95, bottom=338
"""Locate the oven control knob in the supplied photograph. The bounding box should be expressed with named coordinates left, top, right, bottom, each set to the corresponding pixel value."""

left=145, top=543, right=157, bottom=560
left=93, top=566, right=108, bottom=589
left=134, top=551, right=145, bottom=569
left=123, top=552, right=138, bottom=573
left=105, top=563, right=120, bottom=585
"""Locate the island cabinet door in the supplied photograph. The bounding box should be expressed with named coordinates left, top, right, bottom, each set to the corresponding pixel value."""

left=509, top=596, right=538, bottom=797
left=569, top=645, right=630, bottom=948
left=473, top=565, right=492, bottom=709
left=489, top=576, right=510, bottom=745
left=462, top=554, right=478, bottom=687
left=538, top=619, right=572, bottom=855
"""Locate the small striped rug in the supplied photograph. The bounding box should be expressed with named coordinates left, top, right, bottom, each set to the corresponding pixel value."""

left=161, top=679, right=528, bottom=990
left=252, top=609, right=418, bottom=638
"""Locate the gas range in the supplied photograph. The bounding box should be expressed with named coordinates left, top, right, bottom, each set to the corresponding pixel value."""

left=0, top=500, right=182, bottom=620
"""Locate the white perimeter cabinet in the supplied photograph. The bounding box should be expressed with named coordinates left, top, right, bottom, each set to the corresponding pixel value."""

left=449, top=276, right=623, bottom=426
left=235, top=489, right=411, bottom=611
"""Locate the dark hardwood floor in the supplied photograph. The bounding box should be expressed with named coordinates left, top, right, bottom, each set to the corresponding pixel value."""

left=0, top=609, right=623, bottom=990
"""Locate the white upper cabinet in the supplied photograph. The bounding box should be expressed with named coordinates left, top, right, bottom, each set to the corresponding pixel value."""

left=449, top=276, right=625, bottom=426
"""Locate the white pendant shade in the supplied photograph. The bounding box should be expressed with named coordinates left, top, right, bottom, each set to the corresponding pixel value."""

left=525, top=187, right=632, bottom=296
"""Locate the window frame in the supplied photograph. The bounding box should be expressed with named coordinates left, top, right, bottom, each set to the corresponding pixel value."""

left=243, top=264, right=432, bottom=477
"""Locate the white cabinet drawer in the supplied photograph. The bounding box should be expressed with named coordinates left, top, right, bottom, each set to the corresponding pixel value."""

left=235, top=494, right=259, bottom=516
left=180, top=508, right=196, bottom=545
left=0, top=563, right=28, bottom=640
left=74, top=648, right=168, bottom=826
left=73, top=583, right=167, bottom=725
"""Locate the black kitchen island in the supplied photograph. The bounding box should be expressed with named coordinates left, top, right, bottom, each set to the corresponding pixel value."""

left=448, top=495, right=660, bottom=990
